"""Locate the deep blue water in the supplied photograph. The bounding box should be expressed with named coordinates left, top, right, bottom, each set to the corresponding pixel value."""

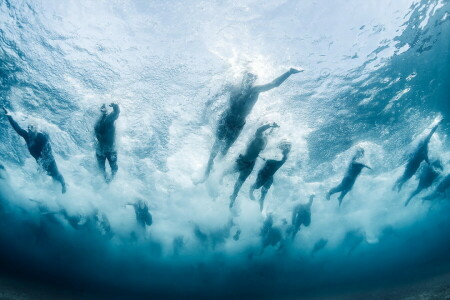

left=0, top=0, right=449, bottom=299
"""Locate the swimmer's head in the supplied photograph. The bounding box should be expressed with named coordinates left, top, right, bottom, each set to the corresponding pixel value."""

left=242, top=72, right=257, bottom=88
left=27, top=124, right=38, bottom=136
left=137, top=199, right=146, bottom=209
left=100, top=104, right=107, bottom=114
left=279, top=141, right=292, bottom=155
left=354, top=147, right=365, bottom=160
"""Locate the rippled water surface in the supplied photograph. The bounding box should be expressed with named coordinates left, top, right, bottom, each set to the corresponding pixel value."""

left=0, top=0, right=449, bottom=298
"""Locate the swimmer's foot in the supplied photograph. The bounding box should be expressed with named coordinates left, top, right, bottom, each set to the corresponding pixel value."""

left=249, top=189, right=256, bottom=201
left=229, top=196, right=236, bottom=209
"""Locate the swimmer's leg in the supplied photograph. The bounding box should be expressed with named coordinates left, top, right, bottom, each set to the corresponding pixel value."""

left=201, top=139, right=222, bottom=183
left=405, top=187, right=421, bottom=207
left=249, top=182, right=259, bottom=201
left=422, top=192, right=439, bottom=201
left=259, top=177, right=273, bottom=211
left=337, top=189, right=348, bottom=206
left=393, top=177, right=405, bottom=192
left=230, top=169, right=252, bottom=208
left=220, top=125, right=244, bottom=157
left=395, top=162, right=417, bottom=192
left=326, top=184, right=343, bottom=200
left=45, top=160, right=66, bottom=194
left=107, top=151, right=118, bottom=181
left=96, top=152, right=108, bottom=181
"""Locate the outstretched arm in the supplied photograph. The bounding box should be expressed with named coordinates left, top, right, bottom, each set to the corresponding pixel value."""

left=254, top=68, right=302, bottom=93
left=256, top=122, right=279, bottom=135
left=107, top=103, right=120, bottom=122
left=2, top=105, right=27, bottom=139
left=362, top=164, right=372, bottom=170
left=424, top=119, right=442, bottom=144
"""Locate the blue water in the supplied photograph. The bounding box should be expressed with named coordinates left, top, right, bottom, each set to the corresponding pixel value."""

left=0, top=0, right=449, bottom=298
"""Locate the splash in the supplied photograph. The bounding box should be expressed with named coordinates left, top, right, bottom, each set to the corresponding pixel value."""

left=0, top=0, right=449, bottom=298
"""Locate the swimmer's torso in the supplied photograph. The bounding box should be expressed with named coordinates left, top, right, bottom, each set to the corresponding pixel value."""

left=95, top=115, right=116, bottom=151
left=26, top=132, right=51, bottom=161
left=242, top=136, right=267, bottom=162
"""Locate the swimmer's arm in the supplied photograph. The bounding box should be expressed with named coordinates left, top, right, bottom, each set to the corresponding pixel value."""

left=424, top=120, right=442, bottom=144
left=107, top=103, right=120, bottom=122
left=362, top=164, right=372, bottom=170
left=6, top=113, right=28, bottom=139
left=256, top=123, right=277, bottom=134
left=254, top=68, right=301, bottom=93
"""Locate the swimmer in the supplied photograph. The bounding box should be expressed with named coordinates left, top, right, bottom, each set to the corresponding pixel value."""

left=2, top=105, right=66, bottom=193
left=289, top=195, right=314, bottom=239
left=200, top=68, right=302, bottom=182
left=224, top=123, right=279, bottom=208
left=250, top=141, right=291, bottom=211
left=95, top=103, right=120, bottom=183
left=404, top=160, right=443, bottom=206
left=326, top=148, right=371, bottom=206
left=394, top=118, right=442, bottom=192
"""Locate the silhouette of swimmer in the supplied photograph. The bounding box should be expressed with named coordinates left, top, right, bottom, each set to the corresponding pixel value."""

left=29, top=199, right=64, bottom=243
left=201, top=68, right=302, bottom=182
left=326, top=148, right=371, bottom=206
left=0, top=163, right=6, bottom=180
left=250, top=142, right=292, bottom=211
left=233, top=229, right=241, bottom=241
left=288, top=195, right=314, bottom=240
left=342, top=229, right=365, bottom=255
left=260, top=214, right=283, bottom=254
left=95, top=103, right=120, bottom=183
left=92, top=209, right=113, bottom=239
left=404, top=160, right=443, bottom=206
left=311, top=238, right=328, bottom=257
left=224, top=123, right=279, bottom=208
left=394, top=118, right=442, bottom=192
left=2, top=106, right=66, bottom=193
left=61, top=208, right=113, bottom=239
left=127, top=199, right=153, bottom=229
left=422, top=173, right=450, bottom=201
left=193, top=221, right=234, bottom=250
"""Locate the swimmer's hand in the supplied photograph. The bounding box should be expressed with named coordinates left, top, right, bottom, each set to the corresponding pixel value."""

left=289, top=68, right=304, bottom=74
left=270, top=122, right=280, bottom=128
left=109, top=102, right=118, bottom=107
left=1, top=105, right=11, bottom=116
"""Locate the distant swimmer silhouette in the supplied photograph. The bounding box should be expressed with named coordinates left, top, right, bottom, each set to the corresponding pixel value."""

left=288, top=195, right=314, bottom=240
left=394, top=118, right=442, bottom=192
left=404, top=159, right=443, bottom=206
left=0, top=163, right=6, bottom=180
left=95, top=103, right=120, bottom=183
left=2, top=105, right=66, bottom=193
left=326, top=148, right=371, bottom=206
left=61, top=208, right=113, bottom=239
left=310, top=238, right=328, bottom=257
left=127, top=199, right=153, bottom=229
left=259, top=214, right=283, bottom=254
left=200, top=68, right=302, bottom=182
left=223, top=123, right=279, bottom=208
left=422, top=173, right=450, bottom=201
left=250, top=141, right=291, bottom=211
